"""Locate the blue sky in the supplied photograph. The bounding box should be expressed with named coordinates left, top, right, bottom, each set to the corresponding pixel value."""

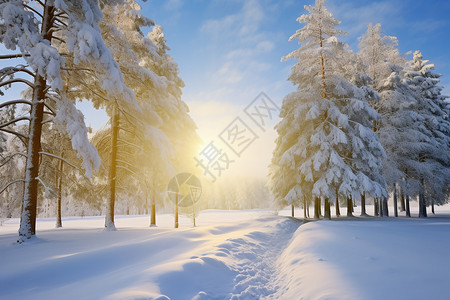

left=136, top=0, right=450, bottom=179
left=1, top=0, right=449, bottom=179
left=140, top=0, right=450, bottom=108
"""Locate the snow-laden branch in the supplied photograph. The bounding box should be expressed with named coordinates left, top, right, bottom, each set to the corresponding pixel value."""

left=0, top=179, right=25, bottom=195
left=0, top=99, right=32, bottom=109
left=116, top=165, right=141, bottom=180
left=0, top=152, right=27, bottom=168
left=117, top=138, right=144, bottom=151
left=0, top=116, right=30, bottom=129
left=35, top=177, right=56, bottom=198
left=38, top=152, right=79, bottom=170
left=0, top=66, right=35, bottom=80
left=0, top=78, right=34, bottom=89
left=116, top=159, right=139, bottom=170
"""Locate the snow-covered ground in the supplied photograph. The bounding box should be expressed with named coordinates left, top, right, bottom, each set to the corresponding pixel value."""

left=1, top=205, right=450, bottom=300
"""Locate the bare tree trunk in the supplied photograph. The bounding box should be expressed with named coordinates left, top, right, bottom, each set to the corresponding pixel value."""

left=175, top=193, right=179, bottom=228
left=347, top=196, right=353, bottom=217
left=374, top=198, right=379, bottom=216
left=18, top=4, right=55, bottom=242
left=431, top=199, right=435, bottom=214
left=303, top=197, right=307, bottom=219
left=400, top=191, right=406, bottom=212
left=105, top=106, right=119, bottom=230
left=318, top=197, right=322, bottom=217
left=291, top=203, right=294, bottom=217
left=314, top=197, right=320, bottom=219
left=56, top=151, right=63, bottom=228
left=307, top=199, right=310, bottom=218
left=360, top=193, right=367, bottom=216
left=393, top=183, right=398, bottom=217
left=335, top=193, right=340, bottom=217
left=324, top=198, right=331, bottom=220
left=379, top=198, right=384, bottom=217
left=150, top=201, right=156, bottom=226
left=405, top=194, right=411, bottom=217
left=382, top=197, right=389, bottom=217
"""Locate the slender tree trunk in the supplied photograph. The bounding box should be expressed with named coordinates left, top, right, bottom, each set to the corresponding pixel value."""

left=303, top=197, right=307, bottom=219
left=379, top=198, right=384, bottom=217
left=291, top=203, right=294, bottom=217
left=382, top=197, right=389, bottom=217
left=400, top=191, right=406, bottom=212
left=318, top=197, right=322, bottom=217
left=175, top=193, right=179, bottom=228
left=374, top=198, right=379, bottom=216
left=360, top=193, right=367, bottom=216
left=393, top=183, right=398, bottom=217
left=307, top=199, right=310, bottom=218
left=405, top=194, right=411, bottom=217
left=18, top=4, right=55, bottom=242
left=105, top=106, right=119, bottom=230
left=335, top=193, right=340, bottom=217
left=150, top=201, right=156, bottom=226
left=192, top=205, right=196, bottom=227
left=314, top=197, right=320, bottom=219
left=56, top=151, right=64, bottom=228
left=347, top=196, right=353, bottom=217
left=324, top=198, right=331, bottom=220
left=431, top=199, right=435, bottom=214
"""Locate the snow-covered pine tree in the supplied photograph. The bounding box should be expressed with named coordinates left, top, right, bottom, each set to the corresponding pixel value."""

left=270, top=0, right=386, bottom=219
left=403, top=51, right=450, bottom=215
left=0, top=0, right=138, bottom=241
left=358, top=24, right=433, bottom=217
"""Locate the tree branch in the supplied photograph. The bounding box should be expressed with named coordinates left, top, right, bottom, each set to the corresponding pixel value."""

left=0, top=116, right=30, bottom=129
left=0, top=179, right=25, bottom=195
left=0, top=128, right=28, bottom=146
left=38, top=152, right=79, bottom=170
left=0, top=78, right=34, bottom=89
left=0, top=54, right=30, bottom=60
left=0, top=152, right=27, bottom=168
left=0, top=99, right=32, bottom=109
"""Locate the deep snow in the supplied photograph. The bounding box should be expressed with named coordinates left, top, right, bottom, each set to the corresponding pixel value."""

left=1, top=206, right=450, bottom=300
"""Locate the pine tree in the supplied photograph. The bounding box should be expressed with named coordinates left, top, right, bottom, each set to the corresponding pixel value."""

left=0, top=0, right=138, bottom=241
left=270, top=0, right=386, bottom=216
left=403, top=51, right=450, bottom=215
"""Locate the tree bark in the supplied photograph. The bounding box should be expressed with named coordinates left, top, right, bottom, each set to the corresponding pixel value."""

left=105, top=105, right=119, bottom=230
left=382, top=197, right=389, bottom=217
left=374, top=198, right=379, bottom=216
left=431, top=199, right=435, bottom=214
left=400, top=191, right=406, bottom=212
left=303, top=197, right=307, bottom=219
left=335, top=193, right=340, bottom=217
left=360, top=193, right=367, bottom=216
left=318, top=197, right=322, bottom=217
left=291, top=203, right=294, bottom=217
left=405, top=194, right=411, bottom=217
left=324, top=198, right=331, bottom=220
left=393, top=183, right=398, bottom=217
left=314, top=197, right=320, bottom=219
left=347, top=196, right=353, bottom=217
left=18, top=4, right=55, bottom=242
left=56, top=151, right=63, bottom=228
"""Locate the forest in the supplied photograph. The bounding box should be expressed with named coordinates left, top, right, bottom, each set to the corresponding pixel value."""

left=0, top=0, right=449, bottom=244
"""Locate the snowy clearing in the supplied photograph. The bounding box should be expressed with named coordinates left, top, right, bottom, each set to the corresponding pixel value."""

left=1, top=207, right=450, bottom=300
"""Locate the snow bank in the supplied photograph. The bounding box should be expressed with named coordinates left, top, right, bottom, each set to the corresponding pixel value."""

left=273, top=217, right=450, bottom=300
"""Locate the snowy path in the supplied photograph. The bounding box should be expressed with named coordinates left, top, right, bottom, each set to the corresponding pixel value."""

left=0, top=211, right=302, bottom=300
